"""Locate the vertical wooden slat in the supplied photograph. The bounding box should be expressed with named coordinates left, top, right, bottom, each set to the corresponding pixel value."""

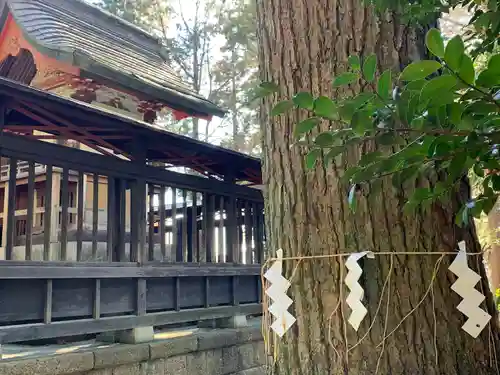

left=130, top=178, right=147, bottom=264
left=218, top=196, right=224, bottom=262
left=93, top=279, right=101, bottom=319
left=244, top=202, right=253, bottom=264
left=148, top=184, right=155, bottom=261
left=130, top=181, right=139, bottom=263
left=138, top=179, right=147, bottom=264
left=116, top=178, right=126, bottom=262
left=92, top=173, right=99, bottom=259
left=60, top=167, right=69, bottom=261
left=253, top=202, right=263, bottom=264
left=159, top=185, right=166, bottom=260
left=201, top=193, right=208, bottom=262
left=205, top=194, right=215, bottom=262
left=226, top=196, right=238, bottom=263
left=44, top=279, right=53, bottom=324
left=43, top=165, right=53, bottom=261
left=76, top=171, right=84, bottom=261
left=191, top=191, right=198, bottom=262
left=182, top=189, right=188, bottom=262
left=106, top=177, right=115, bottom=262
left=136, top=279, right=147, bottom=316
left=25, top=161, right=35, bottom=261
left=5, top=158, right=17, bottom=260
left=171, top=188, right=180, bottom=261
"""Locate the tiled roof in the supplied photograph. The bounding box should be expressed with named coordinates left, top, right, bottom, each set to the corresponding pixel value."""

left=2, top=0, right=224, bottom=117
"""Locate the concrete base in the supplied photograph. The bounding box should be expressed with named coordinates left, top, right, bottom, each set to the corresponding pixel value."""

left=198, top=315, right=248, bottom=329
left=96, top=326, right=155, bottom=344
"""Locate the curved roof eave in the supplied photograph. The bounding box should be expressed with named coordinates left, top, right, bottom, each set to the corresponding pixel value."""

left=5, top=0, right=226, bottom=118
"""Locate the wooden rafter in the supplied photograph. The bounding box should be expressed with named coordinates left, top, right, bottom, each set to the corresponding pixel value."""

left=15, top=102, right=132, bottom=159
left=13, top=105, right=117, bottom=158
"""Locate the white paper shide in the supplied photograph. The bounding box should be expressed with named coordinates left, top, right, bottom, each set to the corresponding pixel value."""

left=264, top=249, right=296, bottom=337
left=345, top=251, right=374, bottom=331
left=449, top=241, right=491, bottom=338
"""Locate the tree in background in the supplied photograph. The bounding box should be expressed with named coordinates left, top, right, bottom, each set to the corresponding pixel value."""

left=212, top=0, right=260, bottom=154
left=96, top=0, right=168, bottom=31
left=96, top=0, right=260, bottom=154
left=256, top=0, right=499, bottom=373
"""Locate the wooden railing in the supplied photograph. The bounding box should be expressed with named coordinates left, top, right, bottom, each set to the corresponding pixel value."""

left=0, top=133, right=264, bottom=343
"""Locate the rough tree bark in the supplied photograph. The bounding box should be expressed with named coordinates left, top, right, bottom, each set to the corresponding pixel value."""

left=255, top=0, right=500, bottom=374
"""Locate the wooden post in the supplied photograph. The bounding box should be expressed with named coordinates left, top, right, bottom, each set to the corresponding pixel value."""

left=1, top=181, right=9, bottom=251
left=129, top=140, right=147, bottom=264
left=224, top=175, right=239, bottom=264
left=111, top=177, right=126, bottom=262
left=49, top=171, right=61, bottom=245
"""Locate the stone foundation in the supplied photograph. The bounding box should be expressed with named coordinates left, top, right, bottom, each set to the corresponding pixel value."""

left=0, top=326, right=268, bottom=375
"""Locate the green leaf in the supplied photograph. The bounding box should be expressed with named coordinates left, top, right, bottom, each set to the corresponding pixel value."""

left=488, top=54, right=500, bottom=73
left=348, top=184, right=357, bottom=212
left=314, top=132, right=335, bottom=147
left=406, top=80, right=427, bottom=91
left=392, top=166, right=419, bottom=187
left=448, top=102, right=464, bottom=126
left=295, top=117, right=320, bottom=137
left=447, top=152, right=467, bottom=182
left=377, top=70, right=392, bottom=100
left=476, top=69, right=500, bottom=88
left=420, top=75, right=457, bottom=103
left=359, top=151, right=382, bottom=166
left=444, top=35, right=465, bottom=71
left=333, top=72, right=358, bottom=87
left=362, top=54, right=377, bottom=82
left=348, top=55, right=361, bottom=71
left=342, top=166, right=361, bottom=183
left=426, top=28, right=445, bottom=58
left=412, top=187, right=433, bottom=203
left=305, top=149, right=321, bottom=169
left=455, top=206, right=465, bottom=227
left=492, top=175, right=500, bottom=191
left=458, top=55, right=475, bottom=85
left=324, top=146, right=345, bottom=166
left=473, top=163, right=485, bottom=177
left=482, top=196, right=498, bottom=215
left=314, top=96, right=337, bottom=119
left=351, top=110, right=373, bottom=135
left=400, top=60, right=442, bottom=81
left=271, top=100, right=294, bottom=116
left=293, top=92, right=314, bottom=110
left=338, top=103, right=356, bottom=122
left=349, top=93, right=375, bottom=109
left=433, top=141, right=452, bottom=158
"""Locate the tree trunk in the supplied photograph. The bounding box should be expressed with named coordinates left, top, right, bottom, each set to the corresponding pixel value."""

left=487, top=204, right=500, bottom=291
left=255, top=0, right=500, bottom=374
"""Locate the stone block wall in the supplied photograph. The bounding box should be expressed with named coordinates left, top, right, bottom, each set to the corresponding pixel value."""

left=0, top=326, right=269, bottom=375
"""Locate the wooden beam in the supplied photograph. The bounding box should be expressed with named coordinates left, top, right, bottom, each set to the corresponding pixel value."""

left=0, top=133, right=263, bottom=201
left=0, top=262, right=261, bottom=279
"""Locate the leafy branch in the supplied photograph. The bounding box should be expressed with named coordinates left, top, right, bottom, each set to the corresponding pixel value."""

left=259, top=28, right=500, bottom=226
